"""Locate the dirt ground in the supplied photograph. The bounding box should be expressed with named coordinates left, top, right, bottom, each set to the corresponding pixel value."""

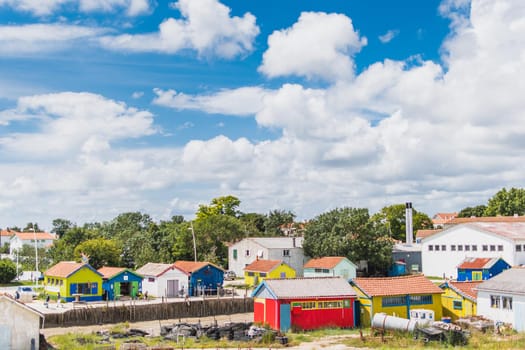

left=42, top=312, right=363, bottom=349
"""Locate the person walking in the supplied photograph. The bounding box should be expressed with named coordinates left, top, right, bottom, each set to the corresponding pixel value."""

left=45, top=294, right=50, bottom=308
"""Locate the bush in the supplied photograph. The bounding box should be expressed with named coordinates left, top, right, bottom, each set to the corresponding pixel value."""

left=0, top=258, right=17, bottom=283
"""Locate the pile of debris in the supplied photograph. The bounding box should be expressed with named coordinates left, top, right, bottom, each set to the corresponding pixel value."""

left=455, top=315, right=494, bottom=333
left=160, top=321, right=274, bottom=342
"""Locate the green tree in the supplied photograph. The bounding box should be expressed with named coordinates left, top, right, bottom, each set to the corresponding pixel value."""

left=458, top=205, right=487, bottom=218
left=196, top=195, right=241, bottom=219
left=303, top=207, right=393, bottom=276
left=371, top=204, right=432, bottom=242
left=0, top=258, right=17, bottom=283
left=23, top=222, right=43, bottom=232
left=485, top=187, right=525, bottom=216
left=73, top=238, right=121, bottom=270
left=51, top=218, right=74, bottom=239
left=264, top=209, right=296, bottom=236
left=48, top=226, right=99, bottom=263
left=238, top=212, right=266, bottom=237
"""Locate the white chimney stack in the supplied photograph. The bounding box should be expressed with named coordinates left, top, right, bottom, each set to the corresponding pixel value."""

left=405, top=202, right=413, bottom=245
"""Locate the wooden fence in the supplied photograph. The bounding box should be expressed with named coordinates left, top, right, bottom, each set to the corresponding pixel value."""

left=43, top=297, right=253, bottom=328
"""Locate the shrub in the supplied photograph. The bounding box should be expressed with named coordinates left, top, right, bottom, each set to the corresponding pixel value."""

left=0, top=259, right=17, bottom=283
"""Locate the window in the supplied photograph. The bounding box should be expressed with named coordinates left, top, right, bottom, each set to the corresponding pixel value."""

left=148, top=277, right=155, bottom=282
left=451, top=245, right=456, bottom=251
left=428, top=245, right=434, bottom=251
left=435, top=245, right=440, bottom=251
left=75, top=282, right=96, bottom=295
left=502, top=296, right=513, bottom=310
left=283, top=249, right=290, bottom=257
left=465, top=245, right=470, bottom=251
left=382, top=296, right=406, bottom=307
left=490, top=295, right=501, bottom=308
left=233, top=249, right=238, bottom=260
left=292, top=301, right=316, bottom=309
left=472, top=245, right=477, bottom=251
left=490, top=245, right=496, bottom=252
left=517, top=245, right=522, bottom=252
left=498, top=245, right=503, bottom=252
left=245, top=250, right=250, bottom=256
left=247, top=272, right=254, bottom=276
left=441, top=245, right=446, bottom=251
left=318, top=301, right=343, bottom=309
left=453, top=301, right=463, bottom=310
left=410, top=295, right=433, bottom=305
left=259, top=272, right=267, bottom=277
left=482, top=245, right=488, bottom=251
left=314, top=268, right=329, bottom=273
left=458, top=245, right=463, bottom=251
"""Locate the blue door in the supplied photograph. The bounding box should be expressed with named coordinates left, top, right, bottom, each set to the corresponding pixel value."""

left=280, top=303, right=291, bottom=332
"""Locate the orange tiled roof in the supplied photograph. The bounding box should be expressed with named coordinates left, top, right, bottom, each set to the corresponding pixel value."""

left=304, top=257, right=346, bottom=269
left=457, top=257, right=498, bottom=269
left=45, top=261, right=86, bottom=278
left=15, top=232, right=56, bottom=240
left=97, top=266, right=126, bottom=279
left=0, top=229, right=17, bottom=237
left=244, top=259, right=283, bottom=273
left=432, top=212, right=458, bottom=224
left=447, top=281, right=481, bottom=301
left=352, top=274, right=443, bottom=297
left=448, top=216, right=525, bottom=224
left=416, top=229, right=442, bottom=239
left=174, top=260, right=224, bottom=273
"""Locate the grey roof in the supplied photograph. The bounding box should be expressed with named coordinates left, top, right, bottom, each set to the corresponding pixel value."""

left=135, top=263, right=174, bottom=277
left=250, top=237, right=303, bottom=249
left=425, top=222, right=525, bottom=243
left=476, top=268, right=525, bottom=295
left=260, top=277, right=356, bottom=299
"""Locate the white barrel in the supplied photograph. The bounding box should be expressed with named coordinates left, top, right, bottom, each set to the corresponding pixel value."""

left=372, top=313, right=418, bottom=333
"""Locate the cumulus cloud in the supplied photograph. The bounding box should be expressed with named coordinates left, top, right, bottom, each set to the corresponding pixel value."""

left=100, top=0, right=259, bottom=58
left=152, top=87, right=270, bottom=116
left=0, top=92, right=156, bottom=159
left=0, top=24, right=107, bottom=54
left=378, top=29, right=399, bottom=43
left=0, top=0, right=152, bottom=16
left=258, top=11, right=367, bottom=82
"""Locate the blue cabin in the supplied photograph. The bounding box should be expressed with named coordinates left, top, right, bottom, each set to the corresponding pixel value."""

left=98, top=267, right=143, bottom=300
left=174, top=261, right=225, bottom=296
left=457, top=257, right=510, bottom=281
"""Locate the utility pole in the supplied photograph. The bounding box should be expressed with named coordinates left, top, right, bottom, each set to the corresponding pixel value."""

left=189, top=222, right=197, bottom=262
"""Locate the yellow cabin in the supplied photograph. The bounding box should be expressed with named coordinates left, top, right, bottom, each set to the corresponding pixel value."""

left=244, top=259, right=296, bottom=286
left=44, top=261, right=103, bottom=302
left=440, top=280, right=480, bottom=320
left=350, top=275, right=443, bottom=326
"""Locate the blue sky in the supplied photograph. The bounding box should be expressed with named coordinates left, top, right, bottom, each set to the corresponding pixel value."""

left=0, top=0, right=523, bottom=229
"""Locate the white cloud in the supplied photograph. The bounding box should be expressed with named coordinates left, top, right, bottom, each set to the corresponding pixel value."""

left=152, top=87, right=270, bottom=116
left=100, top=0, right=259, bottom=58
left=132, top=91, right=144, bottom=99
left=378, top=29, right=399, bottom=43
left=0, top=0, right=152, bottom=16
left=0, top=92, right=156, bottom=159
left=0, top=24, right=106, bottom=54
left=258, top=11, right=367, bottom=82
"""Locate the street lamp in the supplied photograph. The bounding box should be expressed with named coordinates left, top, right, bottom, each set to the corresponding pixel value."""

left=188, top=222, right=197, bottom=262
left=29, top=227, right=38, bottom=286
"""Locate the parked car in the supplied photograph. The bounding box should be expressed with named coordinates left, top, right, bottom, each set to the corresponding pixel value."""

left=224, top=271, right=236, bottom=281
left=17, top=286, right=38, bottom=299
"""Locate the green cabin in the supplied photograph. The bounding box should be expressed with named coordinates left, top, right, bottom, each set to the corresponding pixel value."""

left=98, top=266, right=142, bottom=300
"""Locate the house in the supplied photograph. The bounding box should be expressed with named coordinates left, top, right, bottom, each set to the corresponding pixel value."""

left=228, top=237, right=307, bottom=277
left=0, top=229, right=15, bottom=248
left=136, top=263, right=188, bottom=298
left=0, top=294, right=43, bottom=350
left=456, top=257, right=510, bottom=281
left=432, top=213, right=458, bottom=228
left=303, top=256, right=357, bottom=280
left=244, top=259, right=295, bottom=286
left=444, top=215, right=525, bottom=229
left=9, top=231, right=56, bottom=256
left=421, top=221, right=525, bottom=279
left=279, top=222, right=306, bottom=236
left=476, top=267, right=525, bottom=331
left=174, top=261, right=225, bottom=296
left=44, top=261, right=103, bottom=302
left=98, top=267, right=143, bottom=300
left=415, top=229, right=441, bottom=244
left=439, top=280, right=481, bottom=320
left=350, top=274, right=443, bottom=326
left=252, top=277, right=357, bottom=331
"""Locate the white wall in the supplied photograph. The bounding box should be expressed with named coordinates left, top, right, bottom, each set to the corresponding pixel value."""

left=267, top=247, right=306, bottom=276
left=141, top=268, right=188, bottom=298
left=477, top=291, right=525, bottom=330
left=422, top=226, right=517, bottom=278
left=228, top=240, right=262, bottom=276
left=0, top=298, right=41, bottom=350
